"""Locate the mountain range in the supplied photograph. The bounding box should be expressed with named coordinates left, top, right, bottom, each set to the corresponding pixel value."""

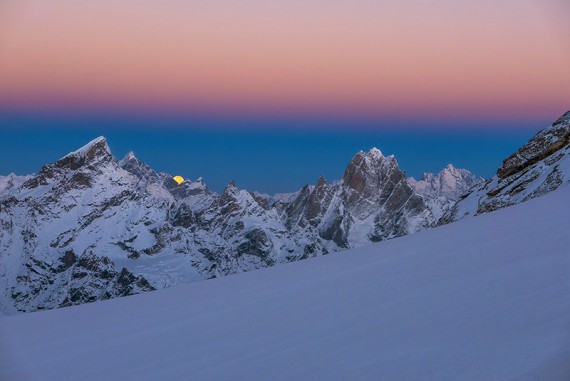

left=1, top=110, right=568, bottom=314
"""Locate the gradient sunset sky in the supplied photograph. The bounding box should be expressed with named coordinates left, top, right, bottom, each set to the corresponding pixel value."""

left=0, top=0, right=569, bottom=192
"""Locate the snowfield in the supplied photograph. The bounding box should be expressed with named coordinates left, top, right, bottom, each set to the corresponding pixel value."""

left=1, top=186, right=569, bottom=381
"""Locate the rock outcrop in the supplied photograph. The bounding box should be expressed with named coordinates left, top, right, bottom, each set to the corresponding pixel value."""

left=441, top=110, right=570, bottom=223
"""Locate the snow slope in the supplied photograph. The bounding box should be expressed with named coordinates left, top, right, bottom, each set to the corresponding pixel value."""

left=1, top=185, right=569, bottom=381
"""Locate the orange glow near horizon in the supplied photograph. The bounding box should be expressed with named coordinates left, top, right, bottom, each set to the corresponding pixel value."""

left=0, top=1, right=569, bottom=123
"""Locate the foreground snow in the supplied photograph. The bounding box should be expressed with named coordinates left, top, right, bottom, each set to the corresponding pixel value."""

left=1, top=187, right=569, bottom=381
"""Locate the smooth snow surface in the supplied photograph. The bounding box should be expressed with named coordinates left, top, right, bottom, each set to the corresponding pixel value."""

left=1, top=187, right=569, bottom=381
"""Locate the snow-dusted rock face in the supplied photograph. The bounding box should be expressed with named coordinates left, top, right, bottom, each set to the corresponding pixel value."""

left=441, top=110, right=570, bottom=223
left=0, top=138, right=165, bottom=314
left=0, top=139, right=474, bottom=314
left=284, top=148, right=436, bottom=248
left=0, top=173, right=33, bottom=195
left=408, top=165, right=483, bottom=220
left=408, top=164, right=483, bottom=200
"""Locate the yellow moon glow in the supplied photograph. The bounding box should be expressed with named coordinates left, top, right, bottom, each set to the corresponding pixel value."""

left=173, top=176, right=184, bottom=185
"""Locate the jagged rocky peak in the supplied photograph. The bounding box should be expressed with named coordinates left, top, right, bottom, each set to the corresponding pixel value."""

left=165, top=174, right=211, bottom=202
left=409, top=164, right=483, bottom=201
left=342, top=147, right=412, bottom=214
left=119, top=151, right=160, bottom=182
left=119, top=150, right=137, bottom=164
left=497, top=111, right=569, bottom=179
left=219, top=180, right=246, bottom=209
left=250, top=191, right=271, bottom=210
left=62, top=136, right=113, bottom=163
left=22, top=136, right=116, bottom=189
left=219, top=180, right=259, bottom=206
left=179, top=176, right=209, bottom=194
left=223, top=180, right=238, bottom=195
left=343, top=148, right=399, bottom=189
left=284, top=174, right=334, bottom=229
left=315, top=174, right=328, bottom=188
left=305, top=176, right=333, bottom=221
left=53, top=136, right=113, bottom=170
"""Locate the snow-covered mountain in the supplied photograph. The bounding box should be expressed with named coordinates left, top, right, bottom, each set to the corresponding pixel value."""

left=2, top=183, right=568, bottom=381
left=442, top=110, right=570, bottom=223
left=408, top=164, right=483, bottom=220
left=0, top=139, right=476, bottom=314
left=3, top=107, right=568, bottom=315
left=408, top=164, right=483, bottom=200
left=0, top=173, right=32, bottom=195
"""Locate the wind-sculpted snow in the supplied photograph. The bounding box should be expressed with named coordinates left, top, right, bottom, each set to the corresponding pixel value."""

left=442, top=110, right=570, bottom=223
left=1, top=186, right=568, bottom=381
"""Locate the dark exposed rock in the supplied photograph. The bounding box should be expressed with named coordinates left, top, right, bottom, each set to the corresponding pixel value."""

left=250, top=192, right=270, bottom=210
left=285, top=185, right=312, bottom=229
left=119, top=151, right=161, bottom=182
left=171, top=204, right=197, bottom=228
left=23, top=137, right=114, bottom=191
left=319, top=212, right=350, bottom=248
left=9, top=249, right=154, bottom=312
left=497, top=111, right=569, bottom=179
left=59, top=250, right=77, bottom=271
left=441, top=110, right=570, bottom=223
left=69, top=172, right=92, bottom=188
left=236, top=228, right=272, bottom=258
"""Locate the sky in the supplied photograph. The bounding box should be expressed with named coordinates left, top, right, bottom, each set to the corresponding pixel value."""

left=0, top=1, right=569, bottom=193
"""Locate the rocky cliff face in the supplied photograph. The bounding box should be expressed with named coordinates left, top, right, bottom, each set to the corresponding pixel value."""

left=0, top=138, right=477, bottom=314
left=441, top=111, right=570, bottom=223
left=283, top=148, right=436, bottom=248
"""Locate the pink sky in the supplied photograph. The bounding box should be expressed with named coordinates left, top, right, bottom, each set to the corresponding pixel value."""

left=0, top=0, right=568, bottom=123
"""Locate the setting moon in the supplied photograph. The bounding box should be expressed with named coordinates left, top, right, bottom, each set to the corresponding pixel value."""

left=173, top=176, right=184, bottom=185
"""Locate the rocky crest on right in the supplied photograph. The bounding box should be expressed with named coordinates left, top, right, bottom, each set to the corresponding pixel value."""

left=441, top=110, right=570, bottom=224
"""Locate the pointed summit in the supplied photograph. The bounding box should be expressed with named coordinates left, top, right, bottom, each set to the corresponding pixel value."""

left=55, top=136, right=113, bottom=170
left=222, top=180, right=239, bottom=197
left=63, top=136, right=111, bottom=161
left=343, top=147, right=401, bottom=193
left=120, top=151, right=137, bottom=164
left=315, top=175, right=328, bottom=188
left=22, top=137, right=116, bottom=190
left=119, top=150, right=160, bottom=182
left=409, top=165, right=482, bottom=201
left=368, top=147, right=384, bottom=159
